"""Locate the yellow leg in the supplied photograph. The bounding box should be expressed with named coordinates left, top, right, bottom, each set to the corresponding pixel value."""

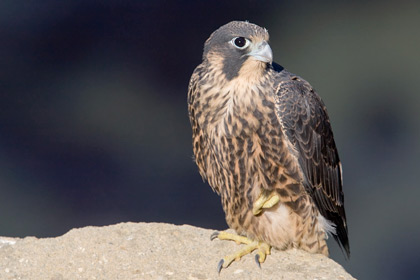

left=211, top=231, right=271, bottom=272
left=252, top=190, right=280, bottom=215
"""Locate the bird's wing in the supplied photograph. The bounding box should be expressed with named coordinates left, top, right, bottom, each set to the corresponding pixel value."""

left=188, top=66, right=221, bottom=195
left=274, top=73, right=350, bottom=257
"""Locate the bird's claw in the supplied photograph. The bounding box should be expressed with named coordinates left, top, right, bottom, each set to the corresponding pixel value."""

left=255, top=254, right=261, bottom=268
left=217, top=259, right=224, bottom=274
left=210, top=231, right=220, bottom=241
left=210, top=231, right=271, bottom=272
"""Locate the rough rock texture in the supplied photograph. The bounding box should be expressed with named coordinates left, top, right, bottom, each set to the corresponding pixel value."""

left=0, top=222, right=355, bottom=280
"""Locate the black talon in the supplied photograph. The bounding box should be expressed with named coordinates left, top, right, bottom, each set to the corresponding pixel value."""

left=255, top=254, right=261, bottom=269
left=217, top=259, right=224, bottom=274
left=210, top=231, right=220, bottom=241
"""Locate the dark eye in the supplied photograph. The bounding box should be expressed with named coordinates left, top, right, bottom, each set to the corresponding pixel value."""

left=231, top=37, right=250, bottom=49
left=234, top=37, right=246, bottom=47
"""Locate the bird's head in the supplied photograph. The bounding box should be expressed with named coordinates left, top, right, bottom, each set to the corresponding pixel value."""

left=203, top=21, right=273, bottom=81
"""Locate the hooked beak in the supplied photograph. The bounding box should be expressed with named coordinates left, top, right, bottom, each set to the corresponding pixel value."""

left=248, top=41, right=273, bottom=64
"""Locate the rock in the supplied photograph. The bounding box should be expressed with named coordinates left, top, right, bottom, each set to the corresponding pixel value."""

left=0, top=222, right=355, bottom=279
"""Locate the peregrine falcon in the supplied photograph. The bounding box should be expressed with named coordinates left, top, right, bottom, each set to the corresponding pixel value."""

left=187, top=21, right=350, bottom=271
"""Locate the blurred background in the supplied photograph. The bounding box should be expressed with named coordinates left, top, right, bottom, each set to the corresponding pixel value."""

left=1, top=0, right=419, bottom=279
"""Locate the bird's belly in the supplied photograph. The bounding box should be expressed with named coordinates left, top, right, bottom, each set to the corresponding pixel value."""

left=246, top=202, right=296, bottom=250
left=258, top=203, right=295, bottom=248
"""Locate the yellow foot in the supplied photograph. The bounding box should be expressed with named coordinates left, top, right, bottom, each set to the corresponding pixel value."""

left=210, top=231, right=271, bottom=273
left=252, top=190, right=280, bottom=215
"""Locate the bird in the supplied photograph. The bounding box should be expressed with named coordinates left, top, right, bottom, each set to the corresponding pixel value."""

left=187, top=21, right=349, bottom=272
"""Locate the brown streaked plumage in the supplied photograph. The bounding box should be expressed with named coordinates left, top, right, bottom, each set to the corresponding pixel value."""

left=188, top=21, right=349, bottom=270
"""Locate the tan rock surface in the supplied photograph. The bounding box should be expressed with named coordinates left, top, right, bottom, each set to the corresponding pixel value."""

left=0, top=222, right=355, bottom=280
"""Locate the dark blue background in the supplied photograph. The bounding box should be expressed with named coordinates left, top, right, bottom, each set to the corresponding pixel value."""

left=1, top=1, right=419, bottom=279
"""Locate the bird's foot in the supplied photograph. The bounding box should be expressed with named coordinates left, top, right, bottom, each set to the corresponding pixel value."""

left=210, top=231, right=271, bottom=273
left=252, top=190, right=280, bottom=215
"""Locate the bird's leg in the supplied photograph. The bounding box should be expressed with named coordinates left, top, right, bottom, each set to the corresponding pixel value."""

left=252, top=189, right=280, bottom=215
left=210, top=231, right=271, bottom=272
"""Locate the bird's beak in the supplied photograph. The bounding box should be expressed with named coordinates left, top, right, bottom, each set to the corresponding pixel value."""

left=248, top=41, right=273, bottom=64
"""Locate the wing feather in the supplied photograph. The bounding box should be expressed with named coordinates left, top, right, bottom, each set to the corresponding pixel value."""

left=275, top=74, right=350, bottom=257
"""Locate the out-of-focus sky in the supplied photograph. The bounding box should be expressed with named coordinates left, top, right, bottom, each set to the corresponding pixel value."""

left=1, top=1, right=419, bottom=279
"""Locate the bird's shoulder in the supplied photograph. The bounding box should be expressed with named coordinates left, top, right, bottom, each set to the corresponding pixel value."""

left=271, top=63, right=316, bottom=99
left=270, top=63, right=327, bottom=128
left=187, top=63, right=206, bottom=104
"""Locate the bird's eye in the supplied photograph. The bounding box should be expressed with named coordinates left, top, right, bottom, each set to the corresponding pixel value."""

left=231, top=37, right=250, bottom=49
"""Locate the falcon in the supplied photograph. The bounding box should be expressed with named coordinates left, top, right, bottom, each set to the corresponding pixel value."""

left=187, top=21, right=350, bottom=271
